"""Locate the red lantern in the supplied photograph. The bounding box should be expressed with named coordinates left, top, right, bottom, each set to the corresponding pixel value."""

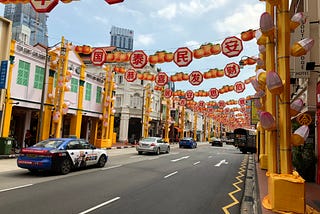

left=105, top=0, right=124, bottom=4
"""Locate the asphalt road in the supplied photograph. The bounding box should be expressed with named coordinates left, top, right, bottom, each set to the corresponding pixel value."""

left=0, top=143, right=246, bottom=214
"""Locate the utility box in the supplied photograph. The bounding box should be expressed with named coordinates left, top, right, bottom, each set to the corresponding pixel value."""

left=0, top=137, right=14, bottom=155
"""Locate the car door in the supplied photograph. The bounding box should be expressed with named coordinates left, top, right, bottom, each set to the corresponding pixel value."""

left=66, top=140, right=91, bottom=168
left=157, top=139, right=166, bottom=152
left=79, top=140, right=97, bottom=166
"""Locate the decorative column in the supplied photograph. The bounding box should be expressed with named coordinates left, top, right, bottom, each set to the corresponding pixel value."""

left=179, top=106, right=185, bottom=140
left=164, top=98, right=170, bottom=143
left=142, top=84, right=152, bottom=138
left=193, top=111, right=197, bottom=141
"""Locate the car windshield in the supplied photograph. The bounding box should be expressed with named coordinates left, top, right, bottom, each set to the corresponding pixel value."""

left=33, top=139, right=64, bottom=148
left=141, top=138, right=157, bottom=142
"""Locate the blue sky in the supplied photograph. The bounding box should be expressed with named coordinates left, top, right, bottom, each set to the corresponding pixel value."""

left=0, top=0, right=265, bottom=103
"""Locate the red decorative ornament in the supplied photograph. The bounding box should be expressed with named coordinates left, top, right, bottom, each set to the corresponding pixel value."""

left=188, top=71, right=203, bottom=86
left=238, top=98, right=246, bottom=107
left=124, top=69, right=137, bottom=82
left=221, top=36, right=243, bottom=58
left=174, top=47, right=193, bottom=67
left=234, top=81, right=245, bottom=93
left=90, top=48, right=106, bottom=66
left=185, top=90, right=194, bottom=101
left=218, top=100, right=226, bottom=108
left=209, top=88, right=219, bottom=99
left=105, top=0, right=124, bottom=4
left=30, top=0, right=59, bottom=13
left=224, top=62, right=240, bottom=78
left=198, top=100, right=205, bottom=108
left=163, top=88, right=172, bottom=99
left=155, top=72, right=169, bottom=87
left=130, top=50, right=148, bottom=69
left=180, top=99, right=187, bottom=106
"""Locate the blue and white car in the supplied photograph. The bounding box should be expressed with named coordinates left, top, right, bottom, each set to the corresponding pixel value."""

left=17, top=138, right=108, bottom=174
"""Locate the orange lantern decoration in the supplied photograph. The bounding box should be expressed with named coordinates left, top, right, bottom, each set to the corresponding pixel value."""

left=105, top=0, right=124, bottom=4
left=241, top=29, right=255, bottom=41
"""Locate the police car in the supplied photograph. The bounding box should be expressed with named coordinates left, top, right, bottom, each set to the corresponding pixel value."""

left=17, top=138, right=108, bottom=174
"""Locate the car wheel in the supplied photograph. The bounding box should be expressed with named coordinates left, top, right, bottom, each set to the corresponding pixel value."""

left=166, top=146, right=170, bottom=153
left=179, top=145, right=182, bottom=148
left=155, top=147, right=160, bottom=155
left=96, top=155, right=107, bottom=168
left=138, top=151, right=143, bottom=155
left=58, top=158, right=72, bottom=175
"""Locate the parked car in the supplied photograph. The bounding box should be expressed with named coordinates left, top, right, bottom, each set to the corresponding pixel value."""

left=179, top=137, right=197, bottom=149
left=210, top=137, right=223, bottom=147
left=17, top=138, right=108, bottom=175
left=136, top=137, right=170, bottom=155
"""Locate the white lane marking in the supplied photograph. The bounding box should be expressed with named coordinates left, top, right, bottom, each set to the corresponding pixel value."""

left=171, top=156, right=190, bottom=162
left=101, top=165, right=122, bottom=170
left=208, top=156, right=213, bottom=159
left=78, top=197, right=120, bottom=214
left=214, top=159, right=229, bottom=167
left=164, top=171, right=178, bottom=179
left=0, top=184, right=33, bottom=193
left=193, top=161, right=200, bottom=166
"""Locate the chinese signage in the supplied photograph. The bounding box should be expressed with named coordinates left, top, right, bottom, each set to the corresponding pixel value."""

left=174, top=47, right=193, bottom=67
left=221, top=36, right=243, bottom=58
left=130, top=50, right=147, bottom=69
left=0, top=60, right=8, bottom=89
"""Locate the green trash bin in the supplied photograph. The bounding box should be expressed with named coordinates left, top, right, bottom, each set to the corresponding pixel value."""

left=0, top=137, right=14, bottom=155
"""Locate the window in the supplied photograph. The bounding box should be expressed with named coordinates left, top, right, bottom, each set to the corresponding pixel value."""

left=17, top=60, right=30, bottom=86
left=34, top=65, right=44, bottom=89
left=131, top=93, right=141, bottom=108
left=71, top=78, right=78, bottom=93
left=118, top=75, right=123, bottom=84
left=96, top=86, right=102, bottom=103
left=85, top=82, right=92, bottom=101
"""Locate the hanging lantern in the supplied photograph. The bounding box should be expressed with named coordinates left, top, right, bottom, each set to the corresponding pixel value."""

left=241, top=29, right=255, bottom=41
left=291, top=38, right=314, bottom=57
left=290, top=98, right=304, bottom=116
left=259, top=111, right=276, bottom=130
left=256, top=69, right=267, bottom=86
left=266, top=71, right=283, bottom=94
left=105, top=0, right=124, bottom=5
left=52, top=111, right=60, bottom=123
left=291, top=125, right=309, bottom=146
left=260, top=12, right=274, bottom=37
left=290, top=12, right=306, bottom=31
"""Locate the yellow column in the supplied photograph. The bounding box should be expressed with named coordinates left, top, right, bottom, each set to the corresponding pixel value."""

left=107, top=73, right=115, bottom=145
left=143, top=84, right=151, bottom=138
left=52, top=37, right=69, bottom=138
left=164, top=98, right=170, bottom=143
left=265, top=2, right=277, bottom=174
left=193, top=111, right=197, bottom=141
left=203, top=116, right=207, bottom=141
left=278, top=0, right=292, bottom=174
left=179, top=106, right=185, bottom=140
left=2, top=40, right=15, bottom=137
left=69, top=64, right=86, bottom=138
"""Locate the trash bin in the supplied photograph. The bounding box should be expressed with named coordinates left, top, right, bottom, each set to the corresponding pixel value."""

left=0, top=137, right=14, bottom=155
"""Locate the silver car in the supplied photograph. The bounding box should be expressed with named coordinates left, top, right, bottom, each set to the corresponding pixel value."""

left=136, top=137, right=170, bottom=155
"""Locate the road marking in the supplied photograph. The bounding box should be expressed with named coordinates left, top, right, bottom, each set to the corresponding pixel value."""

left=193, top=161, right=200, bottom=166
left=101, top=165, right=122, bottom=170
left=208, top=156, right=213, bottom=158
left=78, top=197, right=120, bottom=214
left=215, top=159, right=229, bottom=167
left=164, top=171, right=178, bottom=178
left=222, top=155, right=247, bottom=214
left=171, top=156, right=190, bottom=162
left=0, top=184, right=33, bottom=193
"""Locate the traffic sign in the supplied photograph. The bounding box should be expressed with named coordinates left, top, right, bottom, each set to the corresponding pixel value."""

left=30, top=0, right=59, bottom=13
left=90, top=48, right=106, bottom=66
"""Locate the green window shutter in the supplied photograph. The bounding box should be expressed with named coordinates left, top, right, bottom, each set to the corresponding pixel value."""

left=96, top=86, right=102, bottom=103
left=17, top=60, right=30, bottom=86
left=71, top=78, right=78, bottom=93
left=85, top=83, right=92, bottom=101
left=34, top=66, right=44, bottom=89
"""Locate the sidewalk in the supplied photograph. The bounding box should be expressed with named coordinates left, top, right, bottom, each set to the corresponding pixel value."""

left=255, top=157, right=320, bottom=214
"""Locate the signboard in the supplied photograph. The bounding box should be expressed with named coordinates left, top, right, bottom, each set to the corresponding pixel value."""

left=290, top=70, right=310, bottom=78
left=234, top=81, right=245, bottom=93
left=224, top=62, right=240, bottom=78
left=208, top=88, right=219, bottom=99
left=174, top=47, right=193, bottom=67
left=105, top=0, right=124, bottom=4
left=185, top=90, right=194, bottom=101
left=0, top=60, right=8, bottom=89
left=30, top=0, right=59, bottom=13
left=155, top=72, right=168, bottom=86
left=90, top=48, right=106, bottom=66
left=163, top=88, right=172, bottom=98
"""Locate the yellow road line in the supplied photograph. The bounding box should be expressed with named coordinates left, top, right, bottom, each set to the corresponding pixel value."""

left=222, top=155, right=248, bottom=214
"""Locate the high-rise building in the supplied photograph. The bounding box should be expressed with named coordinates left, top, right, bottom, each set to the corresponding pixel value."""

left=4, top=4, right=48, bottom=46
left=110, top=25, right=134, bottom=51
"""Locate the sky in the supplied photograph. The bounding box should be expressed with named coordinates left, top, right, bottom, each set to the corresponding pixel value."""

left=0, top=0, right=266, bottom=103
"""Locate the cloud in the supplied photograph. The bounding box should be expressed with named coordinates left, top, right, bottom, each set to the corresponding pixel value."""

left=214, top=3, right=264, bottom=36
left=185, top=40, right=201, bottom=49
left=156, top=4, right=177, bottom=20
left=93, top=16, right=110, bottom=26
left=135, top=34, right=155, bottom=47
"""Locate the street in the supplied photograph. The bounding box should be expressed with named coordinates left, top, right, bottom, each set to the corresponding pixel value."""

left=0, top=143, right=247, bottom=214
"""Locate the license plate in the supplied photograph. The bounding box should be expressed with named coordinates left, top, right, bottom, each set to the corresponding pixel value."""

left=26, top=154, right=38, bottom=158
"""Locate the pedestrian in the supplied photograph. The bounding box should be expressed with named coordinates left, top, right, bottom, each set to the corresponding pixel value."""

left=24, top=130, right=32, bottom=147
